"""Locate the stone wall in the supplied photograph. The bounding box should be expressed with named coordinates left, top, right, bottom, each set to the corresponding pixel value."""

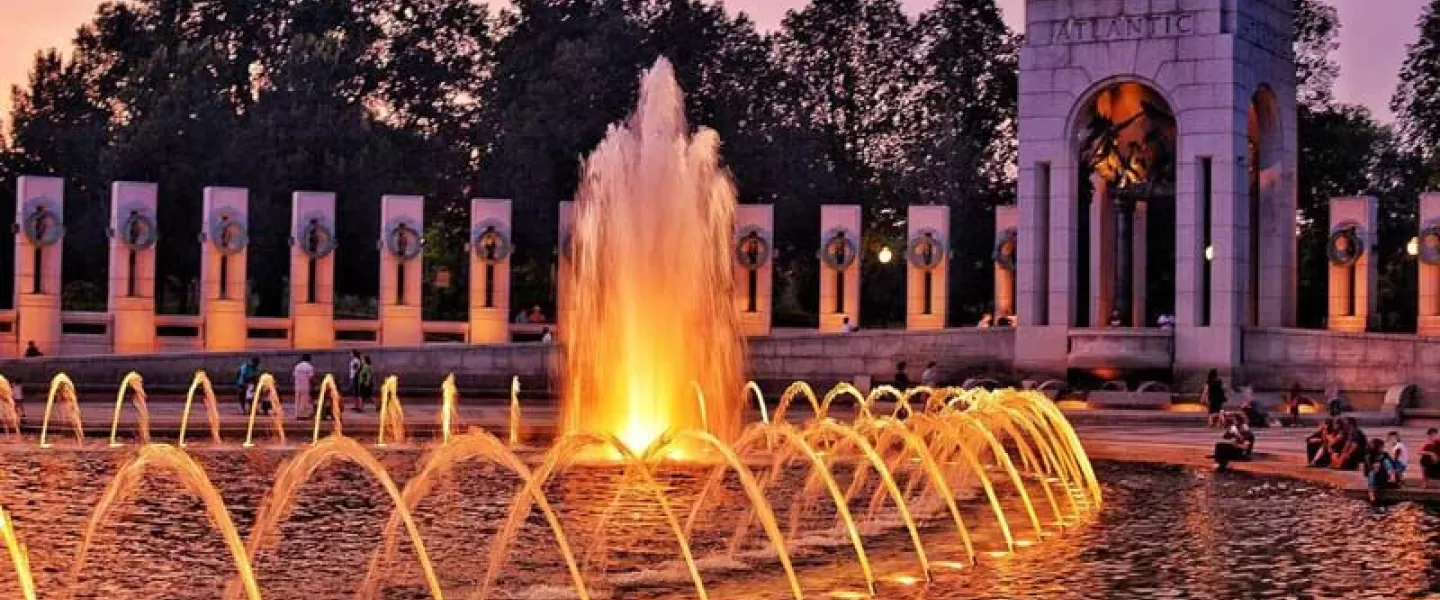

left=0, top=328, right=1017, bottom=395
left=1240, top=328, right=1440, bottom=409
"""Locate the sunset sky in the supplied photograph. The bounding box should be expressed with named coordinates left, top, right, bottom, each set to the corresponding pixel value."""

left=0, top=0, right=1428, bottom=129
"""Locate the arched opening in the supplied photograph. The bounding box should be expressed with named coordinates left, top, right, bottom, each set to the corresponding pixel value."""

left=1073, top=82, right=1177, bottom=328
left=1248, top=87, right=1283, bottom=327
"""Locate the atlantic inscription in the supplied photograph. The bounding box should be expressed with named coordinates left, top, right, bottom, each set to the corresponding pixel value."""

left=1034, top=12, right=1199, bottom=46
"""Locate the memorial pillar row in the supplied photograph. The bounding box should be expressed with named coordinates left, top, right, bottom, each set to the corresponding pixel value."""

left=200, top=187, right=249, bottom=351
left=818, top=205, right=861, bottom=333
left=379, top=195, right=424, bottom=346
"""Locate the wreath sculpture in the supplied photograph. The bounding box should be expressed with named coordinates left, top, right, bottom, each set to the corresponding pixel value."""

left=1418, top=224, right=1440, bottom=267
left=296, top=216, right=337, bottom=260
left=210, top=210, right=249, bottom=256
left=734, top=226, right=772, bottom=270
left=1327, top=224, right=1363, bottom=267
left=993, top=228, right=1018, bottom=272
left=21, top=198, right=64, bottom=248
left=385, top=218, right=424, bottom=261
left=907, top=229, right=946, bottom=271
left=118, top=209, right=158, bottom=251
left=473, top=221, right=513, bottom=264
left=818, top=227, right=859, bottom=271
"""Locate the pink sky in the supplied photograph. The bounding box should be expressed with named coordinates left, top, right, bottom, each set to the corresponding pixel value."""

left=0, top=0, right=1427, bottom=132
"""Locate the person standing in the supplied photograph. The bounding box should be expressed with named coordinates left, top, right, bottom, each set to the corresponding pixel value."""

left=236, top=356, right=260, bottom=413
left=11, top=379, right=23, bottom=420
left=346, top=350, right=362, bottom=408
left=23, top=341, right=41, bottom=358
left=1200, top=369, right=1227, bottom=427
left=293, top=354, right=315, bottom=419
left=540, top=327, right=554, bottom=343
left=355, top=355, right=375, bottom=412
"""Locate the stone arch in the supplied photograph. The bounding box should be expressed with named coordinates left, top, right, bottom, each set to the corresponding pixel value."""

left=1248, top=85, right=1285, bottom=327
left=1067, top=77, right=1179, bottom=328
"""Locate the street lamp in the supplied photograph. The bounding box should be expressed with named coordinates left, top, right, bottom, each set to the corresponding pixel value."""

left=1204, top=245, right=1214, bottom=261
left=878, top=246, right=894, bottom=264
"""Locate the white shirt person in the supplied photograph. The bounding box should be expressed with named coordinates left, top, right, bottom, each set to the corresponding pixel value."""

left=293, top=354, right=316, bottom=418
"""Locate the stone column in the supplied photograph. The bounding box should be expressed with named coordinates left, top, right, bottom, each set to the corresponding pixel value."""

left=108, top=181, right=158, bottom=354
left=469, top=199, right=512, bottom=344
left=556, top=200, right=574, bottom=341
left=994, top=205, right=1017, bottom=317
left=906, top=205, right=949, bottom=330
left=1132, top=199, right=1148, bottom=327
left=1112, top=196, right=1133, bottom=326
left=1088, top=176, right=1114, bottom=326
left=1327, top=196, right=1377, bottom=333
left=818, top=205, right=861, bottom=333
left=733, top=204, right=774, bottom=337
left=14, top=176, right=64, bottom=357
left=379, top=195, right=424, bottom=346
left=1420, top=193, right=1440, bottom=336
left=200, top=187, right=249, bottom=352
left=290, top=191, right=337, bottom=349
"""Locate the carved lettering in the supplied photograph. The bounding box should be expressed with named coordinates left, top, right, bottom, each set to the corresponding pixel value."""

left=1040, top=12, right=1201, bottom=46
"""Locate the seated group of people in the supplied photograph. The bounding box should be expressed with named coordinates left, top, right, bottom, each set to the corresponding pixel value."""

left=1305, top=419, right=1440, bottom=501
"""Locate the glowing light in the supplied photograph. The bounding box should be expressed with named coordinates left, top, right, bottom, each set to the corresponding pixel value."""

left=1408, top=236, right=1420, bottom=257
left=560, top=59, right=743, bottom=454
left=1205, top=245, right=1214, bottom=261
left=878, top=246, right=894, bottom=264
left=891, top=574, right=920, bottom=586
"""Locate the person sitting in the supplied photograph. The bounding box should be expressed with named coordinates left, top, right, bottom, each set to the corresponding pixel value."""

left=23, top=341, right=41, bottom=358
left=1333, top=417, right=1367, bottom=470
left=1306, top=418, right=1335, bottom=466
left=1364, top=438, right=1400, bottom=503
left=1107, top=309, right=1124, bottom=327
left=527, top=305, right=547, bottom=324
left=1386, top=431, right=1408, bottom=484
left=977, top=313, right=993, bottom=328
left=1419, top=428, right=1440, bottom=488
left=1213, top=416, right=1256, bottom=470
left=892, top=361, right=912, bottom=390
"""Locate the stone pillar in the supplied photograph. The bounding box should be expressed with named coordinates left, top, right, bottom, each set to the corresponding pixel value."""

left=379, top=195, right=424, bottom=346
left=200, top=187, right=249, bottom=352
left=1088, top=176, right=1115, bottom=326
left=1132, top=199, right=1148, bottom=327
left=556, top=200, right=574, bottom=340
left=1327, top=196, right=1377, bottom=333
left=14, top=176, right=64, bottom=357
left=906, top=205, right=949, bottom=330
left=469, top=198, right=512, bottom=344
left=1420, top=193, right=1440, bottom=336
left=290, top=191, right=337, bottom=349
left=994, top=205, right=1018, bottom=318
left=733, top=204, right=773, bottom=337
left=818, top=205, right=861, bottom=333
left=108, top=181, right=158, bottom=354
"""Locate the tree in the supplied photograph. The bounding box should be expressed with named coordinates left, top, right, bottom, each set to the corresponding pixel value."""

left=1294, top=0, right=1341, bottom=109
left=4, top=0, right=494, bottom=315
left=909, top=0, right=1018, bottom=322
left=1393, top=0, right=1440, bottom=169
left=774, top=0, right=921, bottom=325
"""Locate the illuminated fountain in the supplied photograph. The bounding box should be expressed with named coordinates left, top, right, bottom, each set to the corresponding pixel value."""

left=178, top=370, right=222, bottom=446
left=561, top=58, right=744, bottom=452
left=0, top=60, right=1102, bottom=600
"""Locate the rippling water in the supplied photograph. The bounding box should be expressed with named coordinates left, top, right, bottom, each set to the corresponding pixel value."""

left=0, top=449, right=1434, bottom=600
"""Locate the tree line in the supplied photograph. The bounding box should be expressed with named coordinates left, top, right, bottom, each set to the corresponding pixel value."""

left=0, top=0, right=1437, bottom=330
